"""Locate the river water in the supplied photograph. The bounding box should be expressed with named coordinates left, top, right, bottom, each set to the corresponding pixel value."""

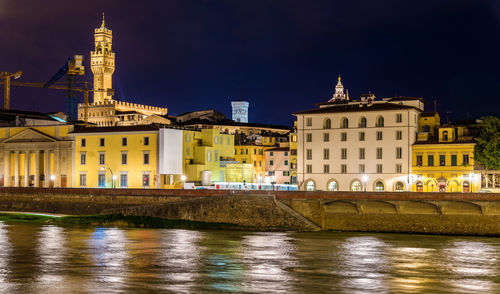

left=0, top=222, right=498, bottom=293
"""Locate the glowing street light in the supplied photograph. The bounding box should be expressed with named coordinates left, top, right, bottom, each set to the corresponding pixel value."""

left=362, top=174, right=368, bottom=192
left=100, top=165, right=115, bottom=188
left=181, top=175, right=187, bottom=181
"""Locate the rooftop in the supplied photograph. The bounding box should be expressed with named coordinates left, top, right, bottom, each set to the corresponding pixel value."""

left=294, top=102, right=418, bottom=115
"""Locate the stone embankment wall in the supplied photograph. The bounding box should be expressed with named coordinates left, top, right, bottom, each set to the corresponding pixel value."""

left=0, top=188, right=498, bottom=235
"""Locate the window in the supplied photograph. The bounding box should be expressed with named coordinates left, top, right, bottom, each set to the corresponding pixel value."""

left=376, top=116, right=384, bottom=127
left=422, top=125, right=430, bottom=132
left=120, top=173, right=128, bottom=188
left=328, top=181, right=338, bottom=191
left=396, top=164, right=402, bottom=173
left=395, top=181, right=405, bottom=192
left=439, top=154, right=445, bottom=166
left=341, top=148, right=347, bottom=159
left=306, top=165, right=312, bottom=173
left=227, top=137, right=231, bottom=145
left=284, top=160, right=288, bottom=166
left=214, top=136, right=219, bottom=144
left=428, top=155, right=434, bottom=166
left=359, top=132, right=365, bottom=141
left=323, top=133, right=330, bottom=142
left=291, top=149, right=297, bottom=156
left=396, top=147, right=402, bottom=159
left=99, top=138, right=105, bottom=147
left=377, top=164, right=383, bottom=174
left=323, top=164, right=330, bottom=173
left=359, top=164, right=365, bottom=173
left=341, top=118, right=349, bottom=128
left=270, top=151, right=274, bottom=156
left=324, top=148, right=329, bottom=160
left=375, top=181, right=385, bottom=191
left=98, top=173, right=105, bottom=187
left=396, top=113, right=402, bottom=123
left=253, top=149, right=256, bottom=155
left=122, top=137, right=127, bottom=146
left=214, top=150, right=219, bottom=162
left=270, top=160, right=274, bottom=166
left=80, top=153, right=86, bottom=165
left=121, top=152, right=127, bottom=165
left=306, top=133, right=312, bottom=142
left=323, top=118, right=331, bottom=129
left=451, top=154, right=457, bottom=166
left=351, top=180, right=361, bottom=191
left=416, top=155, right=423, bottom=166
left=359, top=148, right=365, bottom=160
left=207, top=151, right=211, bottom=162
left=376, top=148, right=383, bottom=159
left=463, top=154, right=469, bottom=165
left=396, top=130, right=402, bottom=140
left=306, top=149, right=312, bottom=160
left=81, top=138, right=86, bottom=147
left=359, top=117, right=367, bottom=128
left=443, top=131, right=449, bottom=141
left=142, top=173, right=150, bottom=187
left=285, top=151, right=288, bottom=156
left=99, top=152, right=105, bottom=165
left=79, top=173, right=86, bottom=187
left=144, top=152, right=150, bottom=165
left=144, top=136, right=149, bottom=146
left=306, top=117, right=312, bottom=127
left=341, top=132, right=347, bottom=141
left=341, top=164, right=347, bottom=174
left=306, top=180, right=314, bottom=191
left=376, top=131, right=383, bottom=140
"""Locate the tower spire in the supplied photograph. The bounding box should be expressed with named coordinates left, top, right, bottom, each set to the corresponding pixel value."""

left=101, top=12, right=106, bottom=28
left=328, top=75, right=346, bottom=102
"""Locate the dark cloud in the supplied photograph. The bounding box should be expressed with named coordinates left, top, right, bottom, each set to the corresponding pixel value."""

left=1, top=0, right=499, bottom=124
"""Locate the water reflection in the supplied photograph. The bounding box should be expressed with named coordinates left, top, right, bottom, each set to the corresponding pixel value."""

left=87, top=227, right=128, bottom=292
left=35, top=225, right=67, bottom=291
left=0, top=222, right=14, bottom=292
left=159, top=229, right=203, bottom=293
left=240, top=232, right=297, bottom=293
left=389, top=246, right=436, bottom=292
left=444, top=240, right=498, bottom=293
left=337, top=236, right=389, bottom=293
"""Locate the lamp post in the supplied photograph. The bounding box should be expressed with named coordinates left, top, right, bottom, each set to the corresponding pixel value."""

left=362, top=174, right=368, bottom=192
left=50, top=174, right=55, bottom=188
left=100, top=165, right=115, bottom=188
left=1, top=71, right=22, bottom=109
left=181, top=175, right=186, bottom=189
left=469, top=173, right=475, bottom=193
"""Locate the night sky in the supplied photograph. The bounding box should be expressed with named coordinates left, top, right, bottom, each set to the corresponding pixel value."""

left=1, top=0, right=499, bottom=125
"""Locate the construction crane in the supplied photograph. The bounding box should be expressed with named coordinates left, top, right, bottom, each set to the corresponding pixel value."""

left=44, top=55, right=85, bottom=121
left=1, top=71, right=23, bottom=109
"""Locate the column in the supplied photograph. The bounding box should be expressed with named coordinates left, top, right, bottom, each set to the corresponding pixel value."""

left=44, top=150, right=50, bottom=187
left=34, top=150, right=40, bottom=187
left=24, top=151, right=30, bottom=187
left=4, top=151, right=10, bottom=187
left=14, top=151, right=19, bottom=187
left=54, top=148, right=60, bottom=187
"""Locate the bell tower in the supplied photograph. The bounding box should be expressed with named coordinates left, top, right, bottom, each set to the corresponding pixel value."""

left=91, top=13, right=115, bottom=103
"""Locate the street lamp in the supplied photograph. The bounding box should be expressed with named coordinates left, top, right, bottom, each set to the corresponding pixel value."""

left=50, top=174, right=55, bottom=188
left=362, top=174, right=368, bottom=192
left=100, top=165, right=115, bottom=188
left=1, top=71, right=22, bottom=109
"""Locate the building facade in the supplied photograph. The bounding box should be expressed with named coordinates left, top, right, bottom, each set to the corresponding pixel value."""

left=294, top=78, right=423, bottom=191
left=231, top=101, right=249, bottom=123
left=264, top=146, right=290, bottom=185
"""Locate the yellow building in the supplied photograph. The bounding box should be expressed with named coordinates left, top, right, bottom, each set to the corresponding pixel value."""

left=289, top=122, right=298, bottom=185
left=71, top=125, right=158, bottom=188
left=233, top=145, right=266, bottom=182
left=183, top=128, right=239, bottom=184
left=412, top=124, right=478, bottom=192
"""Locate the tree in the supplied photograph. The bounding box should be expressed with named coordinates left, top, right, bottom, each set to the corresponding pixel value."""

left=475, top=116, right=500, bottom=170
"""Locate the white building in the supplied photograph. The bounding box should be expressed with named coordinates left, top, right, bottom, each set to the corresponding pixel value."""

left=293, top=77, right=424, bottom=191
left=231, top=101, right=249, bottom=123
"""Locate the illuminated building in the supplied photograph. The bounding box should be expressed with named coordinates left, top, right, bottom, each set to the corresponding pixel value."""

left=264, top=146, right=291, bottom=185
left=231, top=100, right=249, bottom=123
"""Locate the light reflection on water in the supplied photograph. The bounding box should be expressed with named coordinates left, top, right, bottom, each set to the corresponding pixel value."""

left=0, top=222, right=498, bottom=293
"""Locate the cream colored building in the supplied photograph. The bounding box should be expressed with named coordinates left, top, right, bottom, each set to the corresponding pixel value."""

left=78, top=15, right=169, bottom=126
left=294, top=77, right=423, bottom=191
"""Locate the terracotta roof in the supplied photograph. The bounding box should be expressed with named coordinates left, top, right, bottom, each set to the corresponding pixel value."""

left=264, top=147, right=290, bottom=152
left=293, top=103, right=418, bottom=115
left=70, top=125, right=159, bottom=134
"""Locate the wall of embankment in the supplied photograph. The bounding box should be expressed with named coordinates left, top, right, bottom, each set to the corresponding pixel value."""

left=0, top=188, right=498, bottom=235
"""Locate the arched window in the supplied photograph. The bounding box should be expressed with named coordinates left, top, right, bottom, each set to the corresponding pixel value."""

left=422, top=125, right=430, bottom=132
left=359, top=117, right=367, bottom=128
left=443, top=131, right=449, bottom=141
left=327, top=180, right=338, bottom=191
left=462, top=181, right=470, bottom=193
left=376, top=116, right=384, bottom=127
left=416, top=181, right=423, bottom=192
left=351, top=180, right=362, bottom=191
left=374, top=181, right=385, bottom=191
left=341, top=117, right=349, bottom=129
left=394, top=181, right=405, bottom=192
left=306, top=181, right=315, bottom=191
left=323, top=118, right=332, bottom=129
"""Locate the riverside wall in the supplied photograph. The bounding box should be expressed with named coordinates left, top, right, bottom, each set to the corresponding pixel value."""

left=0, top=188, right=498, bottom=235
